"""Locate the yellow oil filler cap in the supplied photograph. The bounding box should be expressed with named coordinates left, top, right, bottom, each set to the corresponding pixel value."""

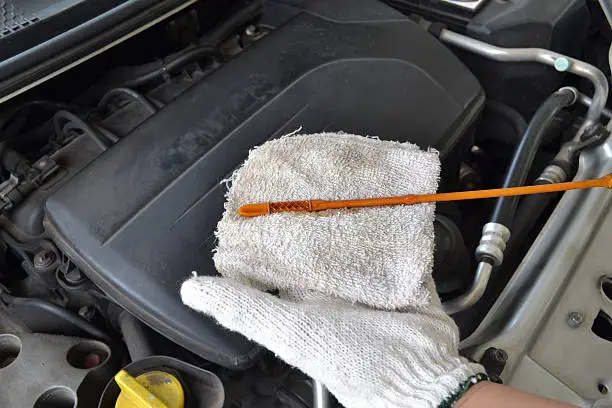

left=114, top=370, right=185, bottom=408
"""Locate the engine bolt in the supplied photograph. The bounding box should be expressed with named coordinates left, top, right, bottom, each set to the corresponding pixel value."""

left=566, top=311, right=584, bottom=328
left=33, top=250, right=56, bottom=270
left=245, top=25, right=258, bottom=37
left=492, top=348, right=508, bottom=363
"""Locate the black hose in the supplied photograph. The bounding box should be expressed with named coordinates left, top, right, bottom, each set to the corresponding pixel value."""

left=53, top=110, right=110, bottom=150
left=491, top=88, right=576, bottom=227
left=109, top=45, right=217, bottom=89
left=103, top=1, right=262, bottom=89
left=507, top=182, right=557, bottom=252
left=98, top=87, right=157, bottom=114
left=0, top=100, right=74, bottom=132
left=0, top=293, right=113, bottom=345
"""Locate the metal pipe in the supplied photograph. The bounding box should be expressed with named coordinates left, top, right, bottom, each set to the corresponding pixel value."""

left=578, top=92, right=612, bottom=120
left=439, top=29, right=608, bottom=135
left=443, top=262, right=493, bottom=315
left=437, top=30, right=609, bottom=314
left=443, top=89, right=576, bottom=315
left=599, top=0, right=612, bottom=29
left=313, top=381, right=331, bottom=408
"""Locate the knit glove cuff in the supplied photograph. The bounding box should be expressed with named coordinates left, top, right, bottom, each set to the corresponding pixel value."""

left=181, top=276, right=485, bottom=408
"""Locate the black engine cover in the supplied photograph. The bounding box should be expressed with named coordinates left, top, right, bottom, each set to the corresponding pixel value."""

left=45, top=0, right=483, bottom=368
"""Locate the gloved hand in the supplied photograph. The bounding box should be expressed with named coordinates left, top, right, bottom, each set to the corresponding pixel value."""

left=181, top=133, right=485, bottom=408
left=181, top=276, right=484, bottom=408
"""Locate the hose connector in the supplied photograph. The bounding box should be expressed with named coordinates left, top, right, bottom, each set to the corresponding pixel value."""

left=475, top=223, right=511, bottom=266
left=558, top=86, right=579, bottom=105
left=536, top=164, right=568, bottom=185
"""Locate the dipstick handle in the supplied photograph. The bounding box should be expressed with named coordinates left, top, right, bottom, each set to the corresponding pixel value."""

left=238, top=174, right=612, bottom=217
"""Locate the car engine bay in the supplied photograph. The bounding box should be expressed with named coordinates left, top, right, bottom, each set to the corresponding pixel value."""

left=0, top=0, right=612, bottom=406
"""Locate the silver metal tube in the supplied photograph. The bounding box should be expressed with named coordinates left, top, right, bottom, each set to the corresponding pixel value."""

left=599, top=0, right=612, bottom=29
left=443, top=262, right=493, bottom=315
left=578, top=92, right=612, bottom=120
left=439, top=29, right=608, bottom=133
left=438, top=30, right=609, bottom=314
left=313, top=381, right=331, bottom=408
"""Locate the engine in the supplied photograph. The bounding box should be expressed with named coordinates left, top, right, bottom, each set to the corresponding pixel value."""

left=0, top=0, right=608, bottom=406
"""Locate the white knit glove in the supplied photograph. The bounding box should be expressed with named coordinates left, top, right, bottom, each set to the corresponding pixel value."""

left=181, top=276, right=484, bottom=408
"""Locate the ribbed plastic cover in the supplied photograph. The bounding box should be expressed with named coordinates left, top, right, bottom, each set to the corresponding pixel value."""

left=45, top=0, right=484, bottom=368
left=0, top=0, right=40, bottom=38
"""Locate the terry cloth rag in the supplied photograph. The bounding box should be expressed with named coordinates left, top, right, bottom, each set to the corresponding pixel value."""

left=212, top=132, right=441, bottom=309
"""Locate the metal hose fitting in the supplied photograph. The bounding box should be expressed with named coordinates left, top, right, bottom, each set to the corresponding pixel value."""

left=475, top=223, right=511, bottom=267
left=536, top=165, right=568, bottom=185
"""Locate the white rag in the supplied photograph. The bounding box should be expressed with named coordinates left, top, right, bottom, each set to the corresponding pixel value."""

left=213, top=132, right=440, bottom=309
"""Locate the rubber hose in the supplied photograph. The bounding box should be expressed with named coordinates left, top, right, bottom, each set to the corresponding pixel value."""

left=0, top=100, right=74, bottom=132
left=114, top=45, right=217, bottom=88
left=53, top=110, right=110, bottom=150
left=507, top=184, right=557, bottom=253
left=0, top=293, right=113, bottom=345
left=108, top=0, right=262, bottom=88
left=491, top=88, right=576, bottom=227
left=98, top=87, right=157, bottom=114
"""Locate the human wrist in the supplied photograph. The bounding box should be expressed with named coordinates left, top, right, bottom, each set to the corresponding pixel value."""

left=455, top=381, right=579, bottom=408
left=437, top=373, right=490, bottom=408
left=454, top=381, right=494, bottom=408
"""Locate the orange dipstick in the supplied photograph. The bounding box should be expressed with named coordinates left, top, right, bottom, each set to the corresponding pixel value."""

left=238, top=174, right=612, bottom=217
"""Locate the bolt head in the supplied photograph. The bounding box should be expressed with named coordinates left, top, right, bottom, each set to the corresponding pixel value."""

left=567, top=311, right=584, bottom=328
left=493, top=349, right=508, bottom=363
left=33, top=250, right=56, bottom=269
left=245, top=25, right=257, bottom=37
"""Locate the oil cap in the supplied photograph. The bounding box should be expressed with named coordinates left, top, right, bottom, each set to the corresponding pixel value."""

left=98, top=356, right=224, bottom=408
left=114, top=370, right=184, bottom=408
